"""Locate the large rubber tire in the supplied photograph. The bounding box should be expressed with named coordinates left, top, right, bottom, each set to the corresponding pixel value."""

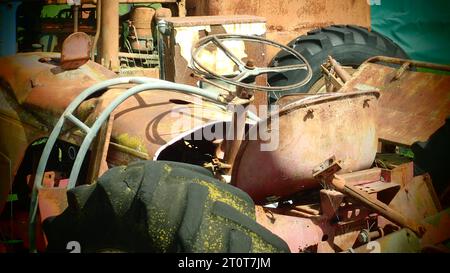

left=267, top=25, right=408, bottom=103
left=43, top=161, right=290, bottom=253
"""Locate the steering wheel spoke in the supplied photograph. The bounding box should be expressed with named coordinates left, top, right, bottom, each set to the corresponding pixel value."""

left=254, top=63, right=308, bottom=74
left=211, top=36, right=246, bottom=71
left=233, top=70, right=252, bottom=82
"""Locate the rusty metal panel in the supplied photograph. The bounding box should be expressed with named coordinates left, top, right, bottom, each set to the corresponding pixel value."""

left=37, top=172, right=68, bottom=223
left=340, top=168, right=382, bottom=186
left=354, top=228, right=421, bottom=253
left=340, top=62, right=450, bottom=146
left=60, top=32, right=92, bottom=70
left=378, top=156, right=415, bottom=188
left=232, top=91, right=380, bottom=204
left=163, top=15, right=267, bottom=27
left=0, top=53, right=116, bottom=107
left=389, top=174, right=441, bottom=223
left=186, top=0, right=371, bottom=59
left=356, top=209, right=450, bottom=253
left=255, top=205, right=328, bottom=252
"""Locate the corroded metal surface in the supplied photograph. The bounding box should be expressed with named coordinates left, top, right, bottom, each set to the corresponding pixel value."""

left=232, top=91, right=380, bottom=204
left=354, top=209, right=450, bottom=253
left=354, top=228, right=421, bottom=253
left=99, top=0, right=119, bottom=71
left=0, top=51, right=233, bottom=168
left=60, top=32, right=92, bottom=70
left=83, top=88, right=232, bottom=159
left=0, top=52, right=115, bottom=107
left=254, top=166, right=447, bottom=253
left=255, top=205, right=328, bottom=252
left=389, top=174, right=441, bottom=223
left=186, top=0, right=371, bottom=59
left=340, top=60, right=450, bottom=146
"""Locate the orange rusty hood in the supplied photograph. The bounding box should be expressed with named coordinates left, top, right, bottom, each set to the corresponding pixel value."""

left=0, top=52, right=116, bottom=116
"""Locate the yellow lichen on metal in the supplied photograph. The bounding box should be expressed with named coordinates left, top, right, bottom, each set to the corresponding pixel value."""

left=115, top=133, right=148, bottom=154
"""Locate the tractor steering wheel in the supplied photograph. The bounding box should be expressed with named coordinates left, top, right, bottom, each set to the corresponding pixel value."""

left=190, top=34, right=312, bottom=92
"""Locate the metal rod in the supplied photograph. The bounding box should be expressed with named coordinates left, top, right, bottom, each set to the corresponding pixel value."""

left=367, top=56, right=450, bottom=72
left=118, top=52, right=159, bottom=60
left=65, top=113, right=91, bottom=133
left=328, top=56, right=351, bottom=83
left=91, top=0, right=101, bottom=61
left=223, top=104, right=247, bottom=174
left=99, top=0, right=119, bottom=71
left=73, top=5, right=79, bottom=33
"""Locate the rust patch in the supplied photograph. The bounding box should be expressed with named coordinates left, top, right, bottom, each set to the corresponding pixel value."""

left=341, top=61, right=450, bottom=146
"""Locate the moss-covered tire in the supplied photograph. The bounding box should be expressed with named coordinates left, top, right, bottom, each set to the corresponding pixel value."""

left=43, top=161, right=289, bottom=253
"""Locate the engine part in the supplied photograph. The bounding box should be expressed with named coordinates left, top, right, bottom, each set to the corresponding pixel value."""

left=130, top=7, right=155, bottom=52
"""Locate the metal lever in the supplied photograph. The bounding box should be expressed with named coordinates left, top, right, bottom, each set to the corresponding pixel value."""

left=330, top=174, right=426, bottom=237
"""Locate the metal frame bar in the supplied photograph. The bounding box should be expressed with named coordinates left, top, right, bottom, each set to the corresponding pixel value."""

left=366, top=56, right=450, bottom=72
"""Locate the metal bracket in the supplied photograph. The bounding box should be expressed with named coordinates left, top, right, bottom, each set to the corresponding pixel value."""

left=312, top=156, right=342, bottom=182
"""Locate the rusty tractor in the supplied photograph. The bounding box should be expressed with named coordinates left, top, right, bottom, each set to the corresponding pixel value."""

left=0, top=2, right=449, bottom=253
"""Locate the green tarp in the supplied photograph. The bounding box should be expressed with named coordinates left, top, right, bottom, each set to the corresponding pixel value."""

left=371, top=0, right=450, bottom=65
